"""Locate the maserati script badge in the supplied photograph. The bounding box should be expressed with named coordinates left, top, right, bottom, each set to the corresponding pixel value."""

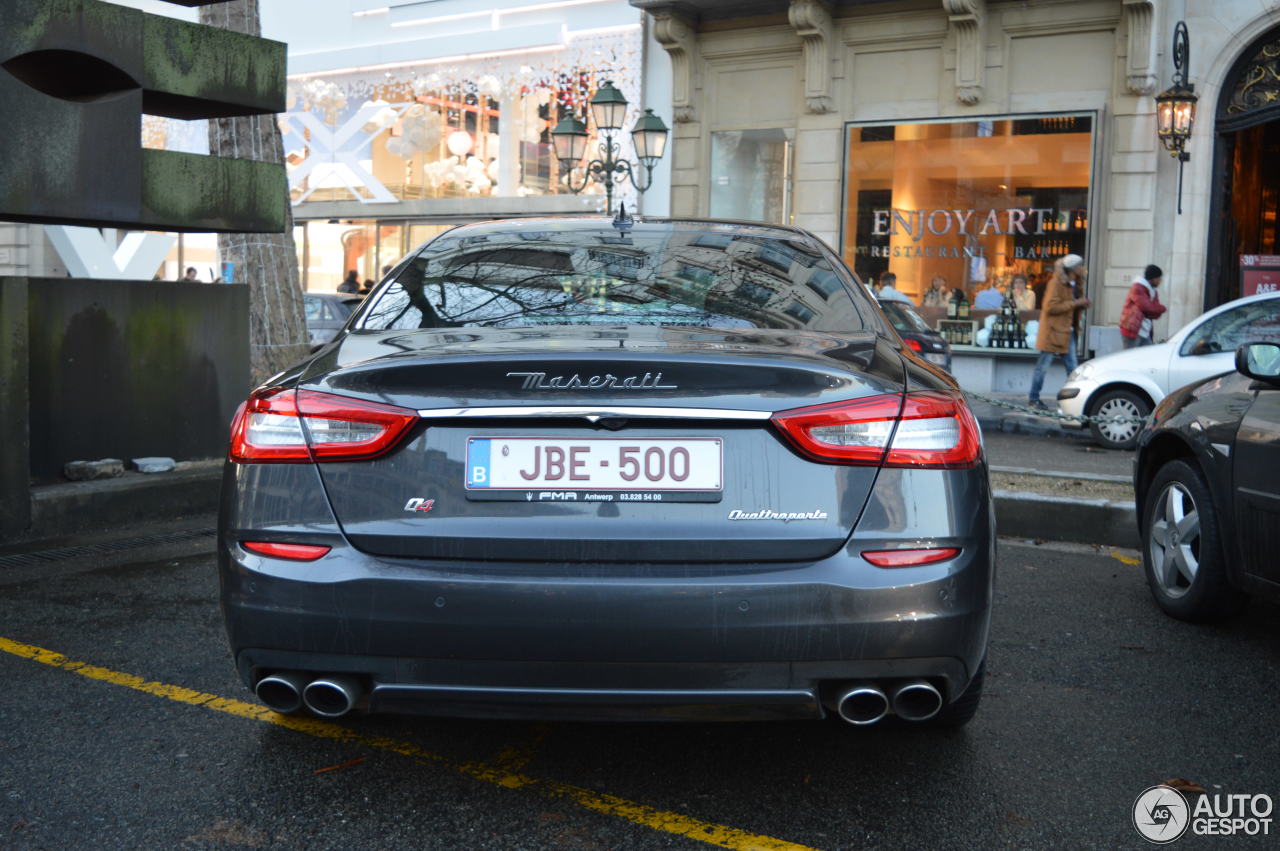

left=508, top=371, right=677, bottom=390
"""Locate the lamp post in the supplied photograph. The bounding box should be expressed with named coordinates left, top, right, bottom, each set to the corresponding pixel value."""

left=1155, top=21, right=1199, bottom=215
left=551, top=80, right=670, bottom=214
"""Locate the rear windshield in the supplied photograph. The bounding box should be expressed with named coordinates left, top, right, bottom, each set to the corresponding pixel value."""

left=356, top=224, right=871, bottom=333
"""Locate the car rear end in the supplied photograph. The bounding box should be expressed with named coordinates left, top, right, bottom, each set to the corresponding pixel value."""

left=879, top=299, right=952, bottom=371
left=219, top=219, right=993, bottom=726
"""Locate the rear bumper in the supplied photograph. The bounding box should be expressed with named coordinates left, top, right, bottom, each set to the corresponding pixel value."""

left=219, top=458, right=994, bottom=721
left=220, top=540, right=992, bottom=720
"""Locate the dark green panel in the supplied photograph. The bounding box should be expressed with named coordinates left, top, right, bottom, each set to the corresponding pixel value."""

left=0, top=278, right=32, bottom=537
left=141, top=149, right=287, bottom=234
left=25, top=278, right=249, bottom=481
left=142, top=16, right=285, bottom=119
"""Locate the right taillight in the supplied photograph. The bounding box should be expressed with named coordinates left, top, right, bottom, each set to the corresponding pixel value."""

left=772, top=391, right=981, bottom=469
left=229, top=387, right=417, bottom=463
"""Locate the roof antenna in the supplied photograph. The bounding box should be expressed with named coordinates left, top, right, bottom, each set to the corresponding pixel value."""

left=611, top=202, right=634, bottom=232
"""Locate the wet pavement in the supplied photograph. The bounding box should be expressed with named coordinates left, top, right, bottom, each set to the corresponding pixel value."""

left=2, top=537, right=1279, bottom=849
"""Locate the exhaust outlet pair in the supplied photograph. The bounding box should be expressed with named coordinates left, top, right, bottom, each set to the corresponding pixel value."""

left=830, top=679, right=943, bottom=725
left=255, top=672, right=362, bottom=718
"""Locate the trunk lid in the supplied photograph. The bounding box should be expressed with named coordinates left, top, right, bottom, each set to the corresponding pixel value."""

left=306, top=326, right=905, bottom=563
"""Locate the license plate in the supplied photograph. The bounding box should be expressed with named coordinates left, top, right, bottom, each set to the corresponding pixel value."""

left=465, top=437, right=722, bottom=502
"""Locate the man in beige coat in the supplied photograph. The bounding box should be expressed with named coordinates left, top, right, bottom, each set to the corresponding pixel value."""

left=1028, top=254, right=1091, bottom=411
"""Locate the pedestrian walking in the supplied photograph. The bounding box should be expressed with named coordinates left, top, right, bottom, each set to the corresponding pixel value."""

left=337, top=270, right=360, bottom=293
left=877, top=272, right=911, bottom=303
left=1119, top=264, right=1168, bottom=348
left=1028, top=254, right=1091, bottom=411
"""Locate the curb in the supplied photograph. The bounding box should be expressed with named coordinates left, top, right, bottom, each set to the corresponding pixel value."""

left=993, top=489, right=1139, bottom=549
left=8, top=466, right=1138, bottom=554
left=975, top=412, right=1095, bottom=441
left=18, top=463, right=223, bottom=545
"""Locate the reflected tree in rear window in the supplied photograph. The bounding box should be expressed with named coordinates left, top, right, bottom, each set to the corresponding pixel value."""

left=356, top=224, right=870, bottom=334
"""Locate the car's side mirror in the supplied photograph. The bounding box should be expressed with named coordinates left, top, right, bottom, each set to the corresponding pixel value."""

left=1236, top=342, right=1280, bottom=386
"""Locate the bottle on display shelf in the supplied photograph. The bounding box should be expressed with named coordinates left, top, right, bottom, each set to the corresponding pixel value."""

left=947, top=289, right=960, bottom=319
left=957, top=289, right=970, bottom=319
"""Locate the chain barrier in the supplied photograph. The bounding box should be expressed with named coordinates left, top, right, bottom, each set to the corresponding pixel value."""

left=962, top=391, right=1151, bottom=427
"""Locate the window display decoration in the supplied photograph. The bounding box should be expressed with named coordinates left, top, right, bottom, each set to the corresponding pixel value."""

left=281, top=28, right=641, bottom=207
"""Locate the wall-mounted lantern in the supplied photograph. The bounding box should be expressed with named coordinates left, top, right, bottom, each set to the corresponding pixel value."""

left=1155, top=21, right=1198, bottom=214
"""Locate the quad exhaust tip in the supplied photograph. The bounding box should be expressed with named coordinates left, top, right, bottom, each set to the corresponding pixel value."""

left=302, top=675, right=362, bottom=718
left=833, top=683, right=890, bottom=725
left=890, top=680, right=943, bottom=722
left=255, top=671, right=308, bottom=714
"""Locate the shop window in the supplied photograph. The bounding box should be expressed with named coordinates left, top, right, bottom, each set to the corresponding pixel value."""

left=710, top=128, right=793, bottom=224
left=841, top=115, right=1095, bottom=307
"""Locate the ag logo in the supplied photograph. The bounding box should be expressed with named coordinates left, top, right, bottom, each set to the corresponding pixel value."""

left=403, top=498, right=435, bottom=513
left=1133, top=785, right=1190, bottom=843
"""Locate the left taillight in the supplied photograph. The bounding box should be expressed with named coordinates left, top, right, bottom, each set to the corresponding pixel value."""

left=228, top=387, right=417, bottom=463
left=771, top=391, right=982, bottom=469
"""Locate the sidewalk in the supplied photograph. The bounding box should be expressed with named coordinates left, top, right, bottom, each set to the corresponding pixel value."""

left=980, top=429, right=1138, bottom=550
left=966, top=392, right=1093, bottom=441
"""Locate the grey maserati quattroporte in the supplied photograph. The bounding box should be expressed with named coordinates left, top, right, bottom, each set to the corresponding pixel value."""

left=219, top=215, right=994, bottom=727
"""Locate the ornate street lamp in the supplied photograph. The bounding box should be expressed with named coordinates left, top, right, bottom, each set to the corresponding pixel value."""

left=1155, top=21, right=1199, bottom=214
left=551, top=80, right=669, bottom=213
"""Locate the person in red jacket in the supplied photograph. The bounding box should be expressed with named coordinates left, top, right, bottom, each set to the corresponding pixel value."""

left=1119, top=264, right=1168, bottom=348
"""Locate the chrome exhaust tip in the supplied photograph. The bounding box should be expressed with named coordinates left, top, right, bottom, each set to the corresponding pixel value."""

left=302, top=675, right=362, bottom=718
left=255, top=671, right=307, bottom=714
left=890, top=680, right=943, bottom=722
left=833, top=683, right=890, bottom=726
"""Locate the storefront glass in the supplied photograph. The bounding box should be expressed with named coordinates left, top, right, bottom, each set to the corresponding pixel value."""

left=841, top=115, right=1095, bottom=306
left=296, top=220, right=456, bottom=292
left=281, top=28, right=642, bottom=211
left=709, top=128, right=793, bottom=224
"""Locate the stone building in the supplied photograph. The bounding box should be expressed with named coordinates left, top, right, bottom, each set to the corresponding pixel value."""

left=631, top=0, right=1280, bottom=345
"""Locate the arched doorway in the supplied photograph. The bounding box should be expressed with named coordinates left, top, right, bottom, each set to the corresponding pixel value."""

left=1207, top=27, right=1280, bottom=308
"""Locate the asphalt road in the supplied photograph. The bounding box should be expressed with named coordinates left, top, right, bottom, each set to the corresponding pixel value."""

left=3, top=539, right=1279, bottom=850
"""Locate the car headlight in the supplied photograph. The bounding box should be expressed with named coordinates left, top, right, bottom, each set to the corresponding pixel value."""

left=1067, top=362, right=1093, bottom=382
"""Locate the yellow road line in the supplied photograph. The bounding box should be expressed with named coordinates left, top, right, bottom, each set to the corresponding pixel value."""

left=0, top=635, right=818, bottom=851
left=489, top=722, right=551, bottom=773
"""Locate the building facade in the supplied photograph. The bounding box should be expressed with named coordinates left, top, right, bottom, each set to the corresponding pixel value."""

left=631, top=0, right=1280, bottom=345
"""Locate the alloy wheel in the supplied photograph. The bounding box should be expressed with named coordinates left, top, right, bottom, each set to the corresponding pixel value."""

left=1148, top=482, right=1201, bottom=598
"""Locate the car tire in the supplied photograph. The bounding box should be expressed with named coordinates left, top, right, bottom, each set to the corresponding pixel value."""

left=1087, top=388, right=1151, bottom=450
left=1141, top=459, right=1246, bottom=621
left=926, top=659, right=984, bottom=728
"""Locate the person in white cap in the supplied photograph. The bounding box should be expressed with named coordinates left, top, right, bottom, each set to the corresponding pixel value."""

left=1028, top=254, right=1091, bottom=411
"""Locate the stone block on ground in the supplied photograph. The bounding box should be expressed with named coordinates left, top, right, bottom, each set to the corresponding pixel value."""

left=64, top=459, right=124, bottom=481
left=131, top=457, right=176, bottom=474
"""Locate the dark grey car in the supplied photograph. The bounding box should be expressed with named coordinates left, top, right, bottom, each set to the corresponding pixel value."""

left=304, top=293, right=361, bottom=346
left=220, top=217, right=994, bottom=728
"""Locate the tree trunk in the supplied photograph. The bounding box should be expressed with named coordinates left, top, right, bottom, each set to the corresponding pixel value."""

left=200, top=0, right=308, bottom=385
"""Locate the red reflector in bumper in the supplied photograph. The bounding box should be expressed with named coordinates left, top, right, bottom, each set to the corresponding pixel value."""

left=862, top=547, right=960, bottom=567
left=241, top=541, right=332, bottom=561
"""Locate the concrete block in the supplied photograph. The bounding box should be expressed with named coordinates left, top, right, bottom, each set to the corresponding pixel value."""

left=131, top=457, right=176, bottom=474
left=64, top=459, right=125, bottom=481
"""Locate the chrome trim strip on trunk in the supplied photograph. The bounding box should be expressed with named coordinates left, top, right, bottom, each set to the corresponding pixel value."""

left=415, top=406, right=773, bottom=421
